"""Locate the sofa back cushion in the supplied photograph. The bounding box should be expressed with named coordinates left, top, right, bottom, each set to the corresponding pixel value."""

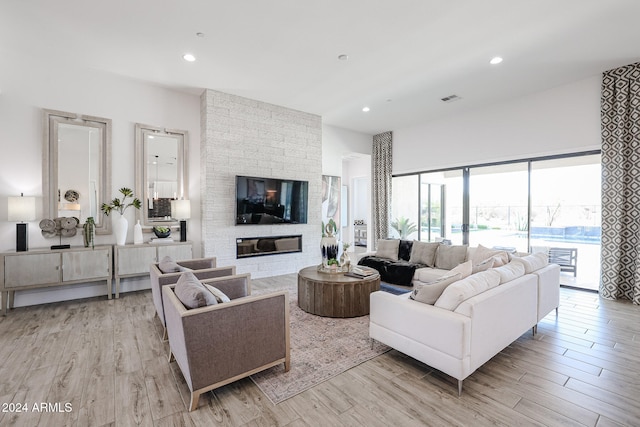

left=492, top=262, right=526, bottom=284
left=434, top=270, right=501, bottom=311
left=409, top=241, right=440, bottom=267
left=376, top=239, right=400, bottom=261
left=511, top=252, right=548, bottom=273
left=470, top=244, right=509, bottom=267
left=410, top=273, right=462, bottom=305
left=434, top=245, right=468, bottom=270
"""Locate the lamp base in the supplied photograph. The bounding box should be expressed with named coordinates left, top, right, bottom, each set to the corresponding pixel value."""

left=180, top=220, right=187, bottom=242
left=16, top=223, right=28, bottom=252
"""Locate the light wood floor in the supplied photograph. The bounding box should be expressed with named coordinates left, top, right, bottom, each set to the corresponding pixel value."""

left=1, top=274, right=639, bottom=426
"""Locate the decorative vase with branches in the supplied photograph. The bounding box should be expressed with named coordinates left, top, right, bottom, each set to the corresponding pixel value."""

left=101, top=187, right=141, bottom=245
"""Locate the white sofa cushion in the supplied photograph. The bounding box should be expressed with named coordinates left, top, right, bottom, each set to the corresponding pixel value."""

left=450, top=260, right=472, bottom=278
left=471, top=258, right=494, bottom=274
left=409, top=241, right=440, bottom=266
left=511, top=252, right=548, bottom=273
left=413, top=267, right=452, bottom=284
left=434, top=270, right=501, bottom=311
left=492, top=262, right=526, bottom=284
left=434, top=245, right=468, bottom=270
left=410, top=273, right=462, bottom=305
left=376, top=239, right=400, bottom=261
left=470, top=244, right=509, bottom=267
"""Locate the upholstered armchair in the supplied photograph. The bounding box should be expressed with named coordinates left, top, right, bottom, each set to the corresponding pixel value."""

left=163, top=276, right=290, bottom=411
left=149, top=257, right=235, bottom=339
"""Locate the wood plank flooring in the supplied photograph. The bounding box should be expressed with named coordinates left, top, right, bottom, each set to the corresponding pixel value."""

left=1, top=274, right=639, bottom=426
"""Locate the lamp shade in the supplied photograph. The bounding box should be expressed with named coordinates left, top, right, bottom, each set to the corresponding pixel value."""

left=8, top=195, right=36, bottom=222
left=171, top=199, right=191, bottom=220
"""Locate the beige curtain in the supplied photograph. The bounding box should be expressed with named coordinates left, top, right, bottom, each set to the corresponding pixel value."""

left=600, top=62, right=640, bottom=304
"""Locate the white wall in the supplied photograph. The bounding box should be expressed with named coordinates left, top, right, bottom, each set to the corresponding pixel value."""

left=322, top=124, right=372, bottom=248
left=0, top=52, right=201, bottom=305
left=393, top=76, right=602, bottom=174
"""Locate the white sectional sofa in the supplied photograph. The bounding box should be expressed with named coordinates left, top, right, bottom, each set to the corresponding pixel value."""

left=368, top=243, right=561, bottom=395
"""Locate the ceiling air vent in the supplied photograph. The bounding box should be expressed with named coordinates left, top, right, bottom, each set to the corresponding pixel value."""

left=441, top=94, right=461, bottom=103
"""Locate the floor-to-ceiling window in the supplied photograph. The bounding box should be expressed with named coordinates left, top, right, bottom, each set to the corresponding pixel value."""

left=391, top=151, right=601, bottom=290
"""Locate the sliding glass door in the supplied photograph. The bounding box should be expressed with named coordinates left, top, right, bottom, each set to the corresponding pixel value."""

left=391, top=151, right=601, bottom=290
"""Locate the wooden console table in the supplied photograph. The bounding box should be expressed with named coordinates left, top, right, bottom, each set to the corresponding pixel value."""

left=297, top=266, right=380, bottom=318
left=1, top=246, right=112, bottom=316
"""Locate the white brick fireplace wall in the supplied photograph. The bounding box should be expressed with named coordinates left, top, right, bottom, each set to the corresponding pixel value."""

left=200, top=89, right=322, bottom=278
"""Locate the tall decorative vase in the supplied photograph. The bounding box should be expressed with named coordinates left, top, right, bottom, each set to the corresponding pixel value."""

left=114, top=213, right=128, bottom=246
left=133, top=220, right=143, bottom=244
left=83, top=217, right=95, bottom=249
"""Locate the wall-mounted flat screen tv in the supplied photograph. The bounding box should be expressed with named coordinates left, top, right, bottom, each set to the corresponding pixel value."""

left=236, top=176, right=309, bottom=225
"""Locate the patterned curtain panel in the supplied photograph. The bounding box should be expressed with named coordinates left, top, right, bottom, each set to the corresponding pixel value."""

left=601, top=62, right=640, bottom=305
left=372, top=131, right=393, bottom=249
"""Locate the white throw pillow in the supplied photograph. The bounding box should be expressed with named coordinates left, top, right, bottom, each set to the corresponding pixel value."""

left=492, top=262, right=526, bottom=284
left=471, top=244, right=509, bottom=267
left=376, top=239, right=400, bottom=261
left=511, top=252, right=548, bottom=273
left=204, top=283, right=231, bottom=303
left=450, top=260, right=472, bottom=279
left=471, top=258, right=494, bottom=274
left=410, top=273, right=462, bottom=305
left=434, top=245, right=468, bottom=270
left=434, top=270, right=501, bottom=311
left=409, top=241, right=440, bottom=266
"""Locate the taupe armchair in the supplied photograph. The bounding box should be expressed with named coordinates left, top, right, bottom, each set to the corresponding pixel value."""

left=163, top=275, right=290, bottom=411
left=149, top=257, right=235, bottom=339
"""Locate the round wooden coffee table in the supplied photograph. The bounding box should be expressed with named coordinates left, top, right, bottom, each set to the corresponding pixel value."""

left=297, top=266, right=381, bottom=317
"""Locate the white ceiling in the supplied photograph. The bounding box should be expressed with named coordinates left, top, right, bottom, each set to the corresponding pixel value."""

left=2, top=0, right=640, bottom=135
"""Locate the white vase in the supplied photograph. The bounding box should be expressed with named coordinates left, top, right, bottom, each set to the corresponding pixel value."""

left=114, top=213, right=128, bottom=246
left=133, top=220, right=143, bottom=244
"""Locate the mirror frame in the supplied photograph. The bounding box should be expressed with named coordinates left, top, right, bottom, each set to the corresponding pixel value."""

left=134, top=123, right=188, bottom=229
left=43, top=109, right=112, bottom=235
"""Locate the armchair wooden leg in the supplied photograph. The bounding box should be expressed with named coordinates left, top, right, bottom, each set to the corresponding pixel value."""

left=168, top=347, right=175, bottom=363
left=458, top=380, right=463, bottom=396
left=189, top=391, right=201, bottom=412
left=162, top=326, right=168, bottom=342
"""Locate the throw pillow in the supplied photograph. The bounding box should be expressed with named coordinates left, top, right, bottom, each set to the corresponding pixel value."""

left=178, top=265, right=193, bottom=272
left=376, top=239, right=400, bottom=261
left=511, top=252, right=548, bottom=274
left=434, top=245, right=468, bottom=270
left=158, top=256, right=181, bottom=273
left=204, top=284, right=231, bottom=303
left=471, top=258, right=495, bottom=274
left=175, top=272, right=217, bottom=309
left=410, top=273, right=462, bottom=305
left=450, top=260, right=472, bottom=279
left=409, top=241, right=440, bottom=267
left=434, top=270, right=501, bottom=311
left=492, top=262, right=526, bottom=284
left=471, top=244, right=509, bottom=267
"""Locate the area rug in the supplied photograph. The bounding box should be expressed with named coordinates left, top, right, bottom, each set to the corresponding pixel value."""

left=250, top=280, right=390, bottom=404
left=380, top=281, right=413, bottom=295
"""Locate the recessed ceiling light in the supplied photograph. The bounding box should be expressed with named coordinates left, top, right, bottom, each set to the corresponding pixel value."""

left=338, top=54, right=349, bottom=61
left=490, top=56, right=503, bottom=65
left=362, top=106, right=370, bottom=112
left=196, top=32, right=205, bottom=38
left=183, top=53, right=196, bottom=62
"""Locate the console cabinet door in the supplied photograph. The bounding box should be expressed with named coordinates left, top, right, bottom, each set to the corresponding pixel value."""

left=62, top=248, right=111, bottom=282
left=116, top=246, right=157, bottom=275
left=4, top=253, right=61, bottom=287
left=157, top=244, right=192, bottom=261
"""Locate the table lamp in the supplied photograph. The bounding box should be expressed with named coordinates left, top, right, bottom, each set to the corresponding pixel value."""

left=171, top=199, right=191, bottom=242
left=8, top=193, right=37, bottom=251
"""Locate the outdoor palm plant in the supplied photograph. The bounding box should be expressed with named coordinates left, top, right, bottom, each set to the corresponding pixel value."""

left=391, top=217, right=418, bottom=239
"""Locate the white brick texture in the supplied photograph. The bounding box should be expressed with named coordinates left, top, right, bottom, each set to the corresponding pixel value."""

left=200, top=89, right=322, bottom=278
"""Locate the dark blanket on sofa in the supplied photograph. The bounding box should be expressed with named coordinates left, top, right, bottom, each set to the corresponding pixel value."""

left=358, top=256, right=421, bottom=286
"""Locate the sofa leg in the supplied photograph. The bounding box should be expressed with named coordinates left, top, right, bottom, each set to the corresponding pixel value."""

left=556, top=307, right=559, bottom=317
left=370, top=338, right=374, bottom=350
left=457, top=380, right=463, bottom=396
left=532, top=325, right=537, bottom=336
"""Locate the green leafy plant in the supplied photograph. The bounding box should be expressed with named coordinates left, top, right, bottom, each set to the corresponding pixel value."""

left=101, top=187, right=141, bottom=216
left=391, top=217, right=418, bottom=239
left=154, top=226, right=170, bottom=233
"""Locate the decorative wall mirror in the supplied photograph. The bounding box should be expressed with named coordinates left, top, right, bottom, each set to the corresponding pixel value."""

left=135, top=124, right=188, bottom=228
left=43, top=109, right=112, bottom=235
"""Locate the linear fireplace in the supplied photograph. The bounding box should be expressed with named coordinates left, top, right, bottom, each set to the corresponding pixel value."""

left=236, top=235, right=302, bottom=259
